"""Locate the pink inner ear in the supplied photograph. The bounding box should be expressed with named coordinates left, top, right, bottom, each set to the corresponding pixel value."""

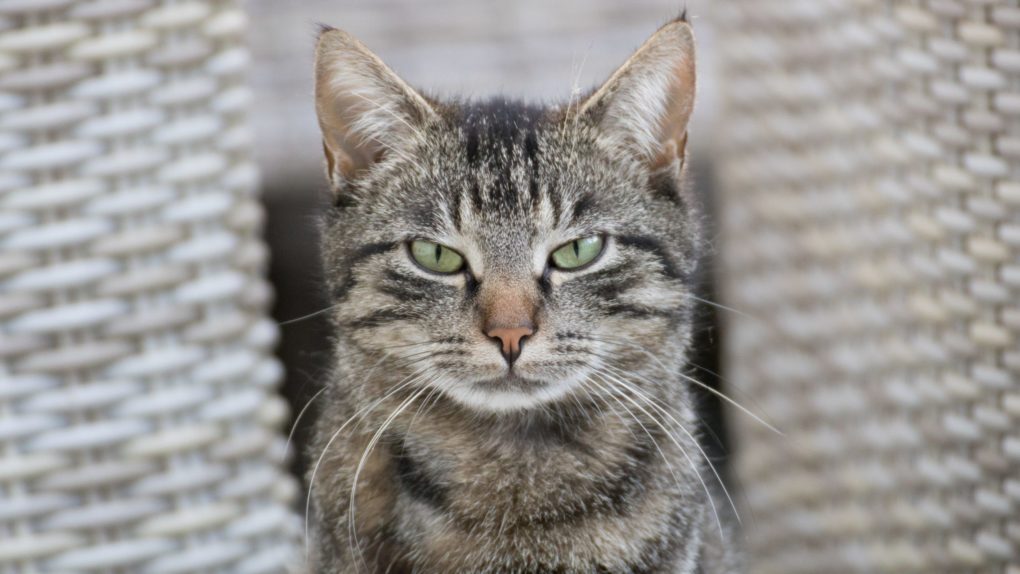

left=651, top=138, right=681, bottom=171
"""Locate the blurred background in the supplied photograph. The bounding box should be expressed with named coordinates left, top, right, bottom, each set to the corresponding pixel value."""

left=3, top=1, right=1019, bottom=573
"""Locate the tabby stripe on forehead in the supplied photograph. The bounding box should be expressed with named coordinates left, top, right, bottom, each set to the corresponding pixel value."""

left=529, top=177, right=543, bottom=215
left=548, top=176, right=562, bottom=226
left=469, top=180, right=483, bottom=211
left=570, top=193, right=595, bottom=223
left=496, top=161, right=515, bottom=208
left=450, top=181, right=463, bottom=230
left=524, top=129, right=541, bottom=205
left=464, top=125, right=485, bottom=211
left=464, top=125, right=480, bottom=165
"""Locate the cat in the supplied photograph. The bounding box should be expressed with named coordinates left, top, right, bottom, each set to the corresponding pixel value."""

left=305, top=14, right=738, bottom=573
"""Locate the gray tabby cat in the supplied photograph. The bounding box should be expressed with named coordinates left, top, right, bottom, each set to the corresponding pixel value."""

left=306, top=15, right=738, bottom=573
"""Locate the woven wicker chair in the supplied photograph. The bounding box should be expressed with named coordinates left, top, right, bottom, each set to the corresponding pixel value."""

left=0, top=1, right=299, bottom=572
left=717, top=1, right=1019, bottom=572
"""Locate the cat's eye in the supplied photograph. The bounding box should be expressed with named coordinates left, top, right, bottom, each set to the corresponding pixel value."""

left=410, top=240, right=465, bottom=274
left=550, top=235, right=605, bottom=270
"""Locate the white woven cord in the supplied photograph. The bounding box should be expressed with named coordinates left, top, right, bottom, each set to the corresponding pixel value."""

left=0, top=1, right=300, bottom=573
left=718, top=1, right=1020, bottom=573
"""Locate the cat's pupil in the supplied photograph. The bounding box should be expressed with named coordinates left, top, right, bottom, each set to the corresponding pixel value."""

left=434, top=243, right=442, bottom=263
left=572, top=241, right=580, bottom=258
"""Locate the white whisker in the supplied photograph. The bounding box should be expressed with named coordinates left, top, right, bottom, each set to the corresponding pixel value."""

left=598, top=366, right=741, bottom=529
left=304, top=367, right=430, bottom=558
left=591, top=335, right=782, bottom=435
left=284, top=345, right=443, bottom=464
left=284, top=385, right=327, bottom=461
left=348, top=381, right=434, bottom=571
left=684, top=292, right=757, bottom=321
left=278, top=303, right=340, bottom=326
left=589, top=370, right=725, bottom=540
left=581, top=376, right=681, bottom=483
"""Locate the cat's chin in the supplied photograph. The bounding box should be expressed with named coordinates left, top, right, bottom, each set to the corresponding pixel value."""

left=442, top=374, right=579, bottom=413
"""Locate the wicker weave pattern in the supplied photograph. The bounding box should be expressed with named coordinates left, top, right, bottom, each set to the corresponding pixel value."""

left=717, top=1, right=1019, bottom=572
left=0, top=1, right=299, bottom=572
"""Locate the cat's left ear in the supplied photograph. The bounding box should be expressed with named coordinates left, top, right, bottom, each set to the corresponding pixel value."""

left=577, top=17, right=696, bottom=171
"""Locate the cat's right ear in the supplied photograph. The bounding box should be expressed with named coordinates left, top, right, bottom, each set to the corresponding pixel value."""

left=314, top=27, right=436, bottom=190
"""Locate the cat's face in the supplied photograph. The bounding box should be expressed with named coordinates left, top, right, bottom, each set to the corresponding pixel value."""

left=314, top=23, right=698, bottom=412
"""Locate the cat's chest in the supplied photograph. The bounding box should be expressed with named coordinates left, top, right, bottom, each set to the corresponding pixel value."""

left=368, top=422, right=689, bottom=574
left=384, top=414, right=657, bottom=529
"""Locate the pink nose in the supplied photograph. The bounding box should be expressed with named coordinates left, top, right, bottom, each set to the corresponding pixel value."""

left=486, top=325, right=534, bottom=365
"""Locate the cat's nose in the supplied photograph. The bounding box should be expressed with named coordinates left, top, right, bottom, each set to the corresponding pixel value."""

left=486, top=323, right=534, bottom=366
left=480, top=280, right=537, bottom=367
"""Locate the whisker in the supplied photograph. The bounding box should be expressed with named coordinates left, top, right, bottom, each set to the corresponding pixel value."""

left=303, top=366, right=430, bottom=558
left=406, top=381, right=444, bottom=432
left=578, top=375, right=654, bottom=452
left=617, top=373, right=752, bottom=534
left=588, top=371, right=726, bottom=540
left=585, top=374, right=724, bottom=540
left=596, top=367, right=741, bottom=529
left=686, top=360, right=728, bottom=385
left=278, top=303, right=340, bottom=326
left=589, top=335, right=782, bottom=436
left=284, top=385, right=327, bottom=461
left=683, top=289, right=852, bottom=380
left=671, top=369, right=780, bottom=436
left=596, top=365, right=756, bottom=531
left=684, top=292, right=757, bottom=321
left=348, top=381, right=434, bottom=571
left=579, top=377, right=674, bottom=482
left=565, top=382, right=597, bottom=426
left=283, top=346, right=444, bottom=464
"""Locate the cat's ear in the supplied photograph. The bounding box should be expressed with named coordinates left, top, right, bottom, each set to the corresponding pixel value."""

left=577, top=17, right=695, bottom=171
left=314, top=27, right=436, bottom=189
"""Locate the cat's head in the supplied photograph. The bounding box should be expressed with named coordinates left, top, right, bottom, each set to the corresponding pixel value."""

left=313, top=18, right=699, bottom=412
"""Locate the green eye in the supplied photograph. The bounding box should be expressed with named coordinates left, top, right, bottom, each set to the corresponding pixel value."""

left=550, top=235, right=605, bottom=270
left=410, top=240, right=465, bottom=274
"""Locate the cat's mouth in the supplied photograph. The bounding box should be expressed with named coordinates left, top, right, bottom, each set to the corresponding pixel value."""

left=441, top=369, right=584, bottom=412
left=439, top=361, right=589, bottom=412
left=473, top=373, right=548, bottom=391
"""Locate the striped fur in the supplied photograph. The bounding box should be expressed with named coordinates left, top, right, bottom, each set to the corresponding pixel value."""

left=307, top=16, right=737, bottom=574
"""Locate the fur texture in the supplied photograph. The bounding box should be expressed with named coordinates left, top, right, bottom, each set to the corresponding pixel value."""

left=306, top=17, right=737, bottom=573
